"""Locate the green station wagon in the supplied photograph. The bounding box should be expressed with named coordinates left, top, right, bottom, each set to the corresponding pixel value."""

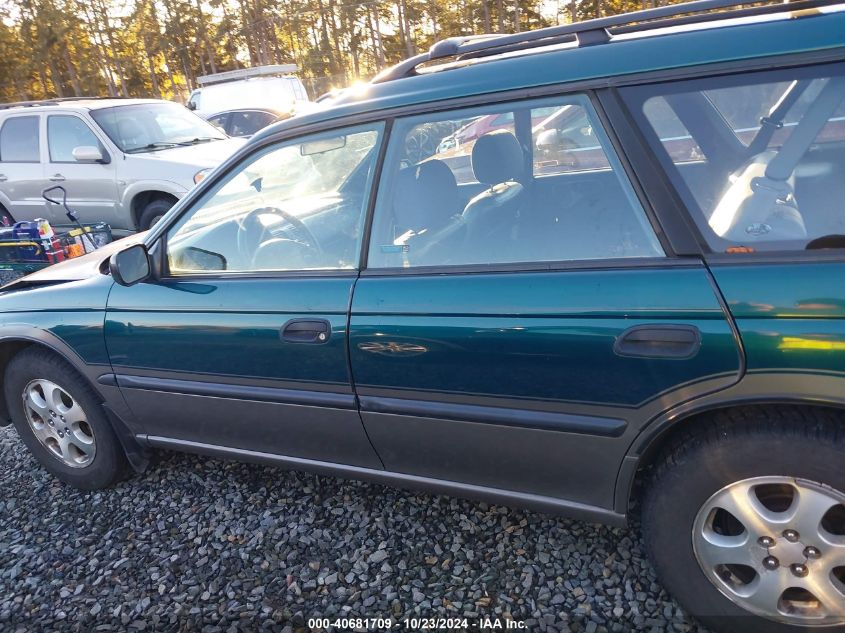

left=1, top=0, right=845, bottom=629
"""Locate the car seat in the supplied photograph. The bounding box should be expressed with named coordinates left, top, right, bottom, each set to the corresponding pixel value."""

left=461, top=130, right=526, bottom=245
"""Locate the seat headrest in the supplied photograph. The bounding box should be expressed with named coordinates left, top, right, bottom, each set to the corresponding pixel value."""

left=471, top=130, right=523, bottom=185
left=393, top=159, right=458, bottom=231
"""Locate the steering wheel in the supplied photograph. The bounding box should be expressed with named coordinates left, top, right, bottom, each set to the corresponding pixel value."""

left=236, top=206, right=322, bottom=268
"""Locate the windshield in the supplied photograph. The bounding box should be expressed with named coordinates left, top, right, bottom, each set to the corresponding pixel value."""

left=91, top=102, right=226, bottom=153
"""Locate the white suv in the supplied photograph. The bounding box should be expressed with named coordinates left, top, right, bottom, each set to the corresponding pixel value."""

left=0, top=98, right=246, bottom=231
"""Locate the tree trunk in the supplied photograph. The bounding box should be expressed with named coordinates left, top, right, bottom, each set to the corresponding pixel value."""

left=193, top=0, right=217, bottom=74
left=144, top=35, right=162, bottom=98
left=62, top=47, right=82, bottom=96
left=48, top=57, right=65, bottom=97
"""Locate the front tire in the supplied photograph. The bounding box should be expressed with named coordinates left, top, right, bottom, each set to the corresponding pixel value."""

left=642, top=407, right=845, bottom=633
left=138, top=197, right=174, bottom=231
left=4, top=347, right=128, bottom=489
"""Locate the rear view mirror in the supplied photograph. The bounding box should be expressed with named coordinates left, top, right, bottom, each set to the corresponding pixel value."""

left=72, top=145, right=107, bottom=164
left=110, top=244, right=151, bottom=287
left=179, top=246, right=227, bottom=271
left=301, top=136, right=346, bottom=156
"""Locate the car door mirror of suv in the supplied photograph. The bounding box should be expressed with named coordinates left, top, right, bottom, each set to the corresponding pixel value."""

left=110, top=244, right=151, bottom=287
left=72, top=145, right=109, bottom=164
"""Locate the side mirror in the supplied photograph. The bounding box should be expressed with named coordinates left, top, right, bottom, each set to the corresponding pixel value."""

left=535, top=128, right=560, bottom=150
left=109, top=244, right=151, bottom=287
left=72, top=145, right=108, bottom=164
left=186, top=101, right=197, bottom=111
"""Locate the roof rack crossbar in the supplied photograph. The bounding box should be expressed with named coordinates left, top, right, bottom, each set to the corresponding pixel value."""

left=372, top=0, right=839, bottom=83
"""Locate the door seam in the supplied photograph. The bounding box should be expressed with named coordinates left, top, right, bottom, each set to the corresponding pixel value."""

left=346, top=273, right=386, bottom=469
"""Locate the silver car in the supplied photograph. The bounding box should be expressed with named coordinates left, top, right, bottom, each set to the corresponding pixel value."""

left=0, top=98, right=246, bottom=231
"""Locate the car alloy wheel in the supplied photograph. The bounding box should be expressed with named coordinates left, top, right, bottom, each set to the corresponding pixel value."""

left=692, top=475, right=845, bottom=626
left=21, top=378, right=97, bottom=468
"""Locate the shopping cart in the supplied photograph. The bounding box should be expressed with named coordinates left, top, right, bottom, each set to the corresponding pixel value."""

left=0, top=186, right=113, bottom=285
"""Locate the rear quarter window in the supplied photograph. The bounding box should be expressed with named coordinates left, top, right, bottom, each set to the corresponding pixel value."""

left=622, top=62, right=845, bottom=253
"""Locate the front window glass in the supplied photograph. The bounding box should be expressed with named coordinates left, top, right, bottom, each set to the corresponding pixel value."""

left=48, top=116, right=101, bottom=162
left=367, top=94, right=662, bottom=268
left=623, top=62, right=845, bottom=251
left=91, top=102, right=226, bottom=153
left=166, top=123, right=383, bottom=274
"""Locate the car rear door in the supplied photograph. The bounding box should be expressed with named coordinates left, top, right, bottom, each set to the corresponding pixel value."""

left=349, top=92, right=742, bottom=513
left=0, top=114, right=48, bottom=222
left=105, top=123, right=385, bottom=468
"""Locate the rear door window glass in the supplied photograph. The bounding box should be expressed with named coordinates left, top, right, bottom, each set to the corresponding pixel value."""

left=367, top=94, right=663, bottom=269
left=0, top=116, right=40, bottom=162
left=532, top=103, right=610, bottom=174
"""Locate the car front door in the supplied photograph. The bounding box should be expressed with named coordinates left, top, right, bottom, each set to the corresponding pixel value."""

left=104, top=123, right=385, bottom=468
left=0, top=114, right=48, bottom=222
left=349, top=94, right=743, bottom=513
left=43, top=114, right=119, bottom=225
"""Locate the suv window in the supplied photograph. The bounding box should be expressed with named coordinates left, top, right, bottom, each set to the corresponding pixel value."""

left=166, top=123, right=383, bottom=275
left=229, top=111, right=277, bottom=137
left=0, top=116, right=40, bottom=163
left=367, top=94, right=663, bottom=268
left=623, top=62, right=845, bottom=251
left=48, top=116, right=102, bottom=162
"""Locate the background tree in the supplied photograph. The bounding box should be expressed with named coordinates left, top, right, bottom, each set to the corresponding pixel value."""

left=0, top=0, right=691, bottom=103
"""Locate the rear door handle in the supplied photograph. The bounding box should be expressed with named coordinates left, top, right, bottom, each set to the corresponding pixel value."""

left=0, top=174, right=7, bottom=182
left=49, top=174, right=65, bottom=182
left=281, top=318, right=331, bottom=344
left=614, top=324, right=701, bottom=359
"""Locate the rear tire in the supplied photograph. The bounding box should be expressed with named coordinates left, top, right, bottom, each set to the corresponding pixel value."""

left=138, top=197, right=174, bottom=231
left=0, top=204, right=14, bottom=227
left=4, top=347, right=129, bottom=489
left=642, top=407, right=845, bottom=633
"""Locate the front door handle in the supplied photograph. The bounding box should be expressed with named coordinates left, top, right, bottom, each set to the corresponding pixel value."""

left=614, top=324, right=701, bottom=359
left=281, top=318, right=331, bottom=344
left=49, top=174, right=65, bottom=182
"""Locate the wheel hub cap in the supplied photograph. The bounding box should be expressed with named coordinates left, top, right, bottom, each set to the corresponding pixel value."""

left=21, top=379, right=96, bottom=468
left=693, top=476, right=845, bottom=625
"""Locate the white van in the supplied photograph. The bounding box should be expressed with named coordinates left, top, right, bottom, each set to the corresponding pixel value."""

left=187, top=65, right=311, bottom=121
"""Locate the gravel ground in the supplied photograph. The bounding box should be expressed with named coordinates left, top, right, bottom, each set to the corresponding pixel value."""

left=0, top=425, right=709, bottom=632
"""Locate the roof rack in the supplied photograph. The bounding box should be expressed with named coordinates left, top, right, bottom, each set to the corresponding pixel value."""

left=0, top=96, right=128, bottom=111
left=372, top=0, right=842, bottom=83
left=197, top=64, right=299, bottom=87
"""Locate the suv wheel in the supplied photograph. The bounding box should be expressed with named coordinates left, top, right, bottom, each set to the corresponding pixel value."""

left=138, top=197, right=174, bottom=231
left=4, top=347, right=128, bottom=489
left=642, top=407, right=845, bottom=633
left=0, top=205, right=14, bottom=226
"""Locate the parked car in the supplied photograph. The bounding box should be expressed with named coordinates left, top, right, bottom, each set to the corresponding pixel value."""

left=0, top=98, right=245, bottom=231
left=205, top=108, right=286, bottom=137
left=2, top=2, right=845, bottom=631
left=186, top=65, right=311, bottom=121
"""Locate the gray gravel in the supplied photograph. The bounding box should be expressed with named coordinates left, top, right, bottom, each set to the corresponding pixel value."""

left=0, top=425, right=709, bottom=632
